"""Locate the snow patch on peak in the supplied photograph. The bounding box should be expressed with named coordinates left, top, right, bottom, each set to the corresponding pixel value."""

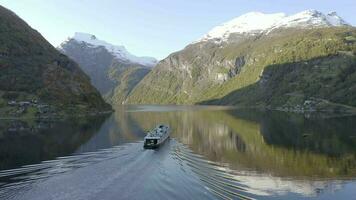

left=200, top=12, right=286, bottom=42
left=73, top=32, right=98, bottom=42
left=326, top=12, right=348, bottom=26
left=269, top=10, right=348, bottom=31
left=66, top=32, right=157, bottom=67
left=198, top=10, right=349, bottom=42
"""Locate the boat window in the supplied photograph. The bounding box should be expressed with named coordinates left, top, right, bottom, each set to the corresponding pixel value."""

left=145, top=139, right=157, bottom=145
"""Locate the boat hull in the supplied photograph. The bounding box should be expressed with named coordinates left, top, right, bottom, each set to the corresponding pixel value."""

left=144, top=136, right=169, bottom=149
left=143, top=125, right=170, bottom=149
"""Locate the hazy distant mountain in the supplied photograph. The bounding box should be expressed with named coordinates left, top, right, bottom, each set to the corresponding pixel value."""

left=0, top=5, right=110, bottom=118
left=59, top=33, right=156, bottom=104
left=126, top=10, right=356, bottom=113
left=63, top=33, right=157, bottom=67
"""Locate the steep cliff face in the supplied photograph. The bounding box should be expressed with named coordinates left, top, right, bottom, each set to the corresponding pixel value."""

left=59, top=39, right=116, bottom=95
left=0, top=5, right=111, bottom=117
left=126, top=10, right=356, bottom=112
left=60, top=33, right=155, bottom=104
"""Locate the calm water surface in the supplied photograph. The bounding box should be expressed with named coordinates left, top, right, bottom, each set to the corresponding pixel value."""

left=0, top=105, right=355, bottom=200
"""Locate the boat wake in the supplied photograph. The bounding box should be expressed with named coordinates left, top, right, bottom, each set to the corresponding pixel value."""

left=0, top=142, right=140, bottom=199
left=0, top=139, right=257, bottom=200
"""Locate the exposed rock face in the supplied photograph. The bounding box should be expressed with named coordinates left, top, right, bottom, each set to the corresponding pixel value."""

left=229, top=56, right=245, bottom=77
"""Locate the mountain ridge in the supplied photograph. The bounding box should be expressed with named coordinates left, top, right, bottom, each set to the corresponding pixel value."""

left=60, top=32, right=157, bottom=67
left=198, top=10, right=349, bottom=43
left=59, top=34, right=153, bottom=104
left=125, top=9, right=356, bottom=113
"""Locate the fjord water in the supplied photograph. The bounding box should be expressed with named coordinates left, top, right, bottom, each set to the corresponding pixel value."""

left=0, top=106, right=355, bottom=200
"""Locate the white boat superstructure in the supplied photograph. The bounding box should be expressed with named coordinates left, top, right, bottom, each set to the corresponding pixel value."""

left=144, top=124, right=170, bottom=148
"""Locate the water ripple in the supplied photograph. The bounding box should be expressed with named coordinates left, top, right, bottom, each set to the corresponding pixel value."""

left=0, top=142, right=140, bottom=199
left=172, top=143, right=256, bottom=200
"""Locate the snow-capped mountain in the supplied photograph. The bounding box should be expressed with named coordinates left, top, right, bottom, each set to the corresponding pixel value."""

left=199, top=10, right=349, bottom=42
left=60, top=32, right=157, bottom=67
left=59, top=32, right=155, bottom=101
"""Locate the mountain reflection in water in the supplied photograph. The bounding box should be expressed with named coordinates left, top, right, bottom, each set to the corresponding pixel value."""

left=0, top=105, right=355, bottom=200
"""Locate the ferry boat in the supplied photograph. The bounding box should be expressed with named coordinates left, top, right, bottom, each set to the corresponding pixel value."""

left=144, top=124, right=170, bottom=149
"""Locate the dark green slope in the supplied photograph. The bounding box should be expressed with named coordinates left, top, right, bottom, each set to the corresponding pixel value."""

left=0, top=6, right=111, bottom=118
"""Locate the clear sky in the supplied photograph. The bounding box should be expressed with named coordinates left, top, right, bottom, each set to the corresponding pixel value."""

left=0, top=0, right=355, bottom=60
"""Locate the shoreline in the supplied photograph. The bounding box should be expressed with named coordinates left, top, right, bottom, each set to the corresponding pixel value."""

left=2, top=103, right=356, bottom=121
left=0, top=110, right=113, bottom=121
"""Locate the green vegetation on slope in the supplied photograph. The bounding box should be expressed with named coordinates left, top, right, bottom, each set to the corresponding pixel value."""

left=202, top=54, right=356, bottom=113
